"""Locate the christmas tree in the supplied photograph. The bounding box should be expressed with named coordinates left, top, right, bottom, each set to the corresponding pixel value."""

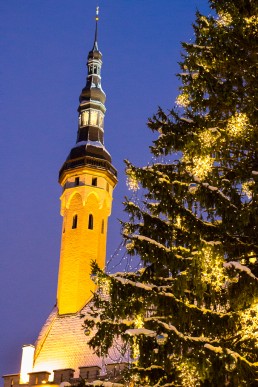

left=84, top=0, right=258, bottom=385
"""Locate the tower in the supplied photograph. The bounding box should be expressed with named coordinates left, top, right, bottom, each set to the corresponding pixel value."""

left=3, top=9, right=126, bottom=387
left=57, top=7, right=117, bottom=315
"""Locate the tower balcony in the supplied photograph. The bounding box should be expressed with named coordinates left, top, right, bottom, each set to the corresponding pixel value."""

left=59, top=155, right=117, bottom=182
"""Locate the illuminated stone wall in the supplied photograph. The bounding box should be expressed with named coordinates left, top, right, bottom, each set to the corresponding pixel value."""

left=57, top=166, right=116, bottom=315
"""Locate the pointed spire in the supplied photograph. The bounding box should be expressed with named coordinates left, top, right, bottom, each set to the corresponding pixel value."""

left=93, top=6, right=99, bottom=51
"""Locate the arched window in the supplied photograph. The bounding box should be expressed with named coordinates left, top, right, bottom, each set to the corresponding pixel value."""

left=101, top=219, right=104, bottom=234
left=88, top=214, right=93, bottom=230
left=72, top=214, right=78, bottom=229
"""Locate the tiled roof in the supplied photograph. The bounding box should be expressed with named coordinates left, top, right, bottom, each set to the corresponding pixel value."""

left=32, top=300, right=125, bottom=379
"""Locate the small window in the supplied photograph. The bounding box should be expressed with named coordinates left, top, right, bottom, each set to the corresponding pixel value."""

left=72, top=215, right=78, bottom=229
left=101, top=219, right=104, bottom=234
left=86, top=371, right=89, bottom=379
left=92, top=177, right=97, bottom=186
left=88, top=214, right=93, bottom=230
left=75, top=177, right=79, bottom=186
left=106, top=182, right=109, bottom=192
left=60, top=374, right=63, bottom=383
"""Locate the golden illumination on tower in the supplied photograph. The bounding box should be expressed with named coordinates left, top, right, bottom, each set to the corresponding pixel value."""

left=56, top=6, right=117, bottom=314
left=57, top=166, right=116, bottom=315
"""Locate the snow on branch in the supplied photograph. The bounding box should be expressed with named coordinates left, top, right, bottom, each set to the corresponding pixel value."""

left=132, top=234, right=170, bottom=252
left=188, top=172, right=238, bottom=210
left=114, top=276, right=154, bottom=291
left=204, top=344, right=258, bottom=369
left=179, top=117, right=194, bottom=123
left=125, top=328, right=156, bottom=337
left=129, top=233, right=191, bottom=260
left=156, top=320, right=211, bottom=344
left=224, top=261, right=258, bottom=280
left=114, top=274, right=233, bottom=319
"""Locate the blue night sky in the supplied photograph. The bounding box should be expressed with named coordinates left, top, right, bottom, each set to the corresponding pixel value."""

left=1, top=0, right=211, bottom=380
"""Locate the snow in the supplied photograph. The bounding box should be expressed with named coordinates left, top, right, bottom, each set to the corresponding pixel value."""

left=156, top=320, right=210, bottom=343
left=180, top=117, right=194, bottom=123
left=191, top=44, right=211, bottom=49
left=202, top=183, right=218, bottom=191
left=115, top=276, right=153, bottom=291
left=252, top=171, right=258, bottom=175
left=133, top=235, right=169, bottom=252
left=189, top=174, right=237, bottom=208
left=204, top=344, right=252, bottom=368
left=204, top=343, right=222, bottom=354
left=205, top=240, right=221, bottom=246
left=224, top=261, right=257, bottom=279
left=73, top=140, right=111, bottom=156
left=125, top=328, right=156, bottom=337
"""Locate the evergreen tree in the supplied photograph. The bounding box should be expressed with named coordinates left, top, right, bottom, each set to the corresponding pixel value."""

left=84, top=1, right=258, bottom=385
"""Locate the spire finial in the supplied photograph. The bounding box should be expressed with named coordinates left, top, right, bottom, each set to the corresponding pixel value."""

left=93, top=6, right=99, bottom=51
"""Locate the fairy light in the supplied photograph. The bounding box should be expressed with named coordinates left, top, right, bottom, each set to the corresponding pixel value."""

left=198, top=128, right=220, bottom=148
left=132, top=337, right=140, bottom=362
left=98, top=276, right=111, bottom=297
left=244, top=15, right=258, bottom=33
left=178, top=361, right=201, bottom=387
left=217, top=12, right=233, bottom=26
left=240, top=302, right=258, bottom=345
left=175, top=215, right=182, bottom=228
left=169, top=355, right=200, bottom=387
left=184, top=154, right=213, bottom=180
left=198, top=245, right=226, bottom=292
left=242, top=180, right=254, bottom=199
left=226, top=112, right=249, bottom=138
left=126, top=169, right=139, bottom=191
left=176, top=93, right=190, bottom=107
left=188, top=184, right=198, bottom=194
left=248, top=251, right=257, bottom=264
left=134, top=314, right=144, bottom=329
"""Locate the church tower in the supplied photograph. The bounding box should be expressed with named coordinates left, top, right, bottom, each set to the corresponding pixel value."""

left=57, top=7, right=117, bottom=315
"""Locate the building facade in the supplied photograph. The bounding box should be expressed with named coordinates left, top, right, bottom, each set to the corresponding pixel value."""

left=3, top=9, right=128, bottom=387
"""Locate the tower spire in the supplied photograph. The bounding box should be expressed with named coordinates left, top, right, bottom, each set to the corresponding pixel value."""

left=93, top=6, right=99, bottom=51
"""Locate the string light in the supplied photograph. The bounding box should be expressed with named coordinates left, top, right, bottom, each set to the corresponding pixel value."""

left=198, top=128, right=220, bottom=148
left=242, top=180, right=254, bottom=199
left=198, top=244, right=226, bottom=292
left=183, top=154, right=214, bottom=179
left=175, top=93, right=190, bottom=107
left=126, top=169, right=139, bottom=191
left=217, top=12, right=233, bottom=26
left=226, top=112, right=250, bottom=138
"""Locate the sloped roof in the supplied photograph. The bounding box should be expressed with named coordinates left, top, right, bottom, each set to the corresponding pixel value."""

left=32, top=301, right=125, bottom=379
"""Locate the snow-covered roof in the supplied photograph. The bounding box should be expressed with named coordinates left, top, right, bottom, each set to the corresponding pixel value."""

left=32, top=301, right=125, bottom=379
